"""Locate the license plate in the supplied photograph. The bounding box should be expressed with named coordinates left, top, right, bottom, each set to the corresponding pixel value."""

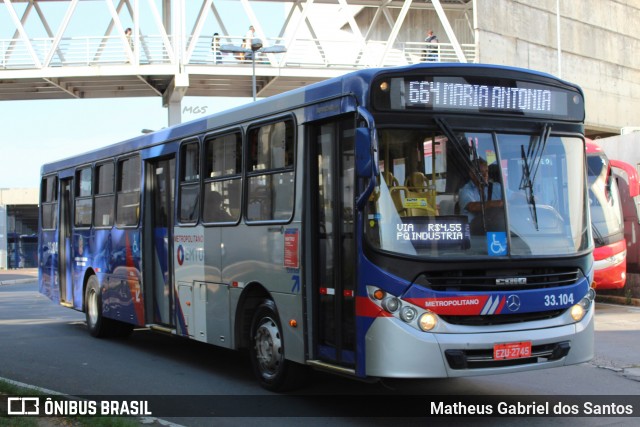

left=493, top=341, right=532, bottom=360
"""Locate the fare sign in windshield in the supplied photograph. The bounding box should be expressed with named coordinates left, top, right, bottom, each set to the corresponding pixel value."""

left=396, top=216, right=470, bottom=249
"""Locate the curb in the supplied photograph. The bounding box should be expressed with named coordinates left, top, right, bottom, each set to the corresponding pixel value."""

left=0, top=375, right=185, bottom=427
left=0, top=278, right=38, bottom=286
left=0, top=268, right=38, bottom=287
left=596, top=294, right=640, bottom=307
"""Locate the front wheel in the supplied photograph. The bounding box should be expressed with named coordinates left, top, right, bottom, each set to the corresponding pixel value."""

left=249, top=300, right=307, bottom=391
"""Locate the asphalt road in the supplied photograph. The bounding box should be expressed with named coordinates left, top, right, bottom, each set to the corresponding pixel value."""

left=1, top=279, right=639, bottom=426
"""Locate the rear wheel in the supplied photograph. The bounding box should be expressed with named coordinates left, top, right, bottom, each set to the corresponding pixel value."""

left=85, top=275, right=108, bottom=338
left=249, top=300, right=307, bottom=391
left=85, top=275, right=133, bottom=339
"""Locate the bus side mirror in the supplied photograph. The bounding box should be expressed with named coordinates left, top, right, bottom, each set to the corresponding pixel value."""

left=355, top=128, right=373, bottom=178
left=355, top=127, right=379, bottom=210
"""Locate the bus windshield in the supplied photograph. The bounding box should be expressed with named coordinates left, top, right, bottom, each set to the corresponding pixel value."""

left=587, top=153, right=624, bottom=246
left=366, top=128, right=589, bottom=258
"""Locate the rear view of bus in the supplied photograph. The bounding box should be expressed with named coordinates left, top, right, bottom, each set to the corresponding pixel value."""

left=586, top=141, right=626, bottom=289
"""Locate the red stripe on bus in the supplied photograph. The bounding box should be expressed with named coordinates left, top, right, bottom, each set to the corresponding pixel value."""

left=355, top=296, right=392, bottom=318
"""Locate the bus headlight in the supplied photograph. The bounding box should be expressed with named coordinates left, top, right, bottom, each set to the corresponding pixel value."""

left=570, top=304, right=586, bottom=322
left=605, top=250, right=626, bottom=267
left=570, top=288, right=596, bottom=322
left=366, top=286, right=442, bottom=333
left=381, top=297, right=400, bottom=313
left=400, top=306, right=417, bottom=323
left=418, top=311, right=438, bottom=331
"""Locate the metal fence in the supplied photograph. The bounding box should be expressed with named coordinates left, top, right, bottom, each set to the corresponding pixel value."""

left=2, top=34, right=477, bottom=70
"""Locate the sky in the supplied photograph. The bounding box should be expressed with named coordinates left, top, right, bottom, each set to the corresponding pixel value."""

left=0, top=0, right=286, bottom=189
left=0, top=96, right=251, bottom=189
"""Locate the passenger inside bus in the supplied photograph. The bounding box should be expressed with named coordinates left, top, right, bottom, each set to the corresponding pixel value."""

left=206, top=191, right=234, bottom=222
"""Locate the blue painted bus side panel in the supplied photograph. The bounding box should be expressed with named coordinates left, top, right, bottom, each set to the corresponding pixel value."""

left=70, top=230, right=92, bottom=309
left=99, top=228, right=144, bottom=325
left=44, top=227, right=144, bottom=325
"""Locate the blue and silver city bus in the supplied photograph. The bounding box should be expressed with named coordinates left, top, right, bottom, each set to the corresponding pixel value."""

left=39, top=63, right=594, bottom=391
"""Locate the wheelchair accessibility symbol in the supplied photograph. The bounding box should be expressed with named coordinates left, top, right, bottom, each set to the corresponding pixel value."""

left=487, top=232, right=507, bottom=256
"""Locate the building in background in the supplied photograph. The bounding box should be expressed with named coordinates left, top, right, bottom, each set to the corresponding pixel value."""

left=0, top=189, right=38, bottom=269
left=350, top=0, right=638, bottom=137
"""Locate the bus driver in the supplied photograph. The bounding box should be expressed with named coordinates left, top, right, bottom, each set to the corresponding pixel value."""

left=458, top=158, right=504, bottom=232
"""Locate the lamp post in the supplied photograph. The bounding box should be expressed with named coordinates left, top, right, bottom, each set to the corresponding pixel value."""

left=221, top=39, right=287, bottom=101
left=556, top=0, right=562, bottom=78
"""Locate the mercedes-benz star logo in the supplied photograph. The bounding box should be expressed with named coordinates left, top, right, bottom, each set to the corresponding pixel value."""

left=506, top=294, right=521, bottom=312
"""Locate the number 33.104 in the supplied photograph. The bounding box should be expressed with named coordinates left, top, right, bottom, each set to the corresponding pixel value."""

left=544, top=293, right=574, bottom=306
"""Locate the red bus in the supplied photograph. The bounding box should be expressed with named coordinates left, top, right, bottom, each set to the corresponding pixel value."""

left=586, top=140, right=626, bottom=289
left=609, top=159, right=640, bottom=275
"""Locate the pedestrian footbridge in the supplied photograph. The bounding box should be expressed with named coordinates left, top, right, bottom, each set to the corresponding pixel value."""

left=0, top=0, right=476, bottom=124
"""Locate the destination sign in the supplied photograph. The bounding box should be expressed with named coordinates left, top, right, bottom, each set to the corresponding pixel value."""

left=406, top=80, right=561, bottom=114
left=373, top=75, right=584, bottom=121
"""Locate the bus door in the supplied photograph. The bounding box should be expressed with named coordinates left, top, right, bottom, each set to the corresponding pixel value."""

left=58, top=177, right=73, bottom=305
left=143, top=156, right=176, bottom=327
left=310, top=117, right=356, bottom=368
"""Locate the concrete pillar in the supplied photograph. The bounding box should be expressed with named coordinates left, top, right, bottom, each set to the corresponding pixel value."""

left=167, top=100, right=183, bottom=127
left=163, top=73, right=189, bottom=126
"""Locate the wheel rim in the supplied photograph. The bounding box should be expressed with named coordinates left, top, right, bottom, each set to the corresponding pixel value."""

left=87, top=288, right=98, bottom=327
left=254, top=316, right=282, bottom=380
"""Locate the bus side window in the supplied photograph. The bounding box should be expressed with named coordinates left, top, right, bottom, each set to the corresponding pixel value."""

left=116, top=156, right=141, bottom=227
left=247, top=184, right=270, bottom=220
left=246, top=119, right=295, bottom=222
left=179, top=141, right=200, bottom=224
left=94, top=161, right=115, bottom=227
left=41, top=175, right=58, bottom=230
left=75, top=167, right=93, bottom=227
left=203, top=131, right=242, bottom=224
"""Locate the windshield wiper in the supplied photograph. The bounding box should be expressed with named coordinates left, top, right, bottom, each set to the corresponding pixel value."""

left=435, top=117, right=491, bottom=229
left=591, top=223, right=606, bottom=246
left=434, top=117, right=485, bottom=187
left=519, top=124, right=552, bottom=230
left=520, top=144, right=538, bottom=230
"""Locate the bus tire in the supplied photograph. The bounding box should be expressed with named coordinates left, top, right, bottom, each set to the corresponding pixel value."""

left=85, top=275, right=110, bottom=338
left=249, top=299, right=307, bottom=391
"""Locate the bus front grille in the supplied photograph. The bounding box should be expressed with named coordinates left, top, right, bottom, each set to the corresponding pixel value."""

left=416, top=268, right=582, bottom=292
left=440, top=309, right=565, bottom=326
